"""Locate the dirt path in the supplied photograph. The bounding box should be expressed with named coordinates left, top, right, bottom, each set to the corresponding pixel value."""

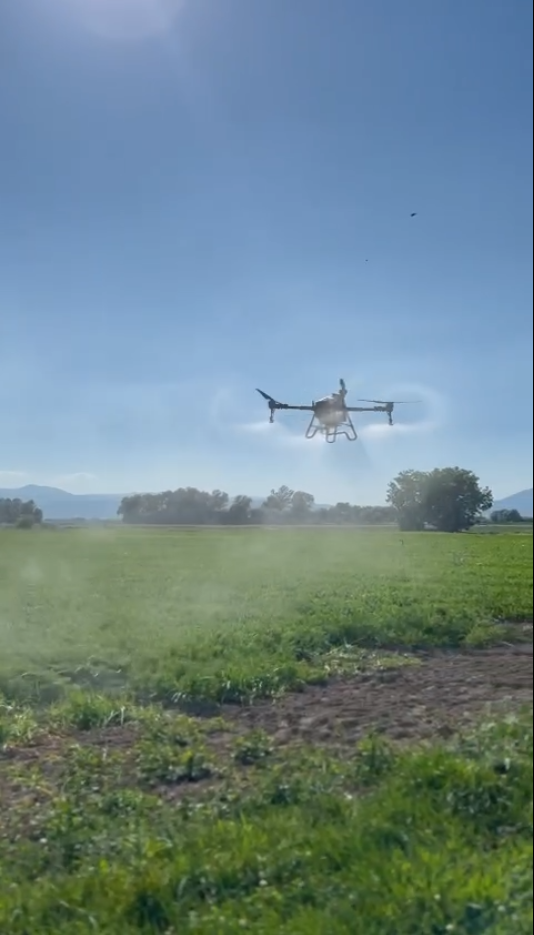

left=222, top=645, right=533, bottom=747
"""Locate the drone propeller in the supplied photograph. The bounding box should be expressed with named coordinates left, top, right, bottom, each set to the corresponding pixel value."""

left=356, top=397, right=421, bottom=427
left=256, top=387, right=285, bottom=423
left=256, top=388, right=278, bottom=404
left=358, top=399, right=421, bottom=405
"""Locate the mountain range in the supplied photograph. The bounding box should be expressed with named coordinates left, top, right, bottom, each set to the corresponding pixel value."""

left=485, top=488, right=533, bottom=518
left=1, top=484, right=532, bottom=521
left=0, top=485, right=123, bottom=520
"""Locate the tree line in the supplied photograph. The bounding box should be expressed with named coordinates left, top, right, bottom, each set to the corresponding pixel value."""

left=117, top=486, right=397, bottom=526
left=489, top=508, right=529, bottom=525
left=3, top=467, right=514, bottom=533
left=0, top=498, right=43, bottom=528
left=117, top=467, right=499, bottom=532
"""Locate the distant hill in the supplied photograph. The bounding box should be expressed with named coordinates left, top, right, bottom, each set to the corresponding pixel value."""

left=489, top=488, right=533, bottom=518
left=0, top=485, right=123, bottom=521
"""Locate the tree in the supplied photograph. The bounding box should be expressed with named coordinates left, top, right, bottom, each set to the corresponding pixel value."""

left=387, top=467, right=493, bottom=532
left=0, top=498, right=43, bottom=526
left=424, top=468, right=493, bottom=532
left=330, top=502, right=353, bottom=524
left=491, top=508, right=523, bottom=524
left=290, top=491, right=315, bottom=521
left=118, top=488, right=229, bottom=525
left=386, top=470, right=428, bottom=531
left=17, top=515, right=36, bottom=529
left=227, top=495, right=253, bottom=524
left=262, top=486, right=294, bottom=513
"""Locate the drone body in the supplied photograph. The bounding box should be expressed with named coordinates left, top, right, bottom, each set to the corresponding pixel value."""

left=256, top=380, right=418, bottom=443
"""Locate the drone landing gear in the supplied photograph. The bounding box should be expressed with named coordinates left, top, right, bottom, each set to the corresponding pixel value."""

left=305, top=414, right=358, bottom=443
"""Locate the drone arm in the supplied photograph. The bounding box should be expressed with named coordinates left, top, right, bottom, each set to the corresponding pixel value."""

left=256, top=390, right=315, bottom=423
left=262, top=402, right=314, bottom=413
left=345, top=406, right=389, bottom=413
left=282, top=404, right=315, bottom=412
left=267, top=403, right=314, bottom=422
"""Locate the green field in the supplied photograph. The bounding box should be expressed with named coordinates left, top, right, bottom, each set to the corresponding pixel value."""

left=1, top=525, right=532, bottom=703
left=0, top=527, right=532, bottom=933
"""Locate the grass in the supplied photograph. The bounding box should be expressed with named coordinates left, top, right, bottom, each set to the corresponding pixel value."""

left=0, top=526, right=532, bottom=932
left=0, top=702, right=532, bottom=934
left=0, top=525, right=531, bottom=704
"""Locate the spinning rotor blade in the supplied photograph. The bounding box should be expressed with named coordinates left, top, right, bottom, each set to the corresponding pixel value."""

left=358, top=399, right=421, bottom=405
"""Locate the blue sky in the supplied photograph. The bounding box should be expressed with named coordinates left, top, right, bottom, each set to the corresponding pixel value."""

left=1, top=0, right=532, bottom=504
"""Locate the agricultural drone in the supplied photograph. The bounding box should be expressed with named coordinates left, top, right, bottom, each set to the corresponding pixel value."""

left=256, top=379, right=419, bottom=443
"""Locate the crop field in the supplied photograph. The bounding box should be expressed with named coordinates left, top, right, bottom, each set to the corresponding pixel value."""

left=0, top=526, right=532, bottom=933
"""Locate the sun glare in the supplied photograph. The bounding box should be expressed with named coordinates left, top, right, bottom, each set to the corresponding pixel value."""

left=64, top=0, right=186, bottom=41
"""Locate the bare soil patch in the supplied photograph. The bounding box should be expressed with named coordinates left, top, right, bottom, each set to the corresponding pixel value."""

left=221, top=646, right=533, bottom=747
left=1, top=646, right=532, bottom=815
